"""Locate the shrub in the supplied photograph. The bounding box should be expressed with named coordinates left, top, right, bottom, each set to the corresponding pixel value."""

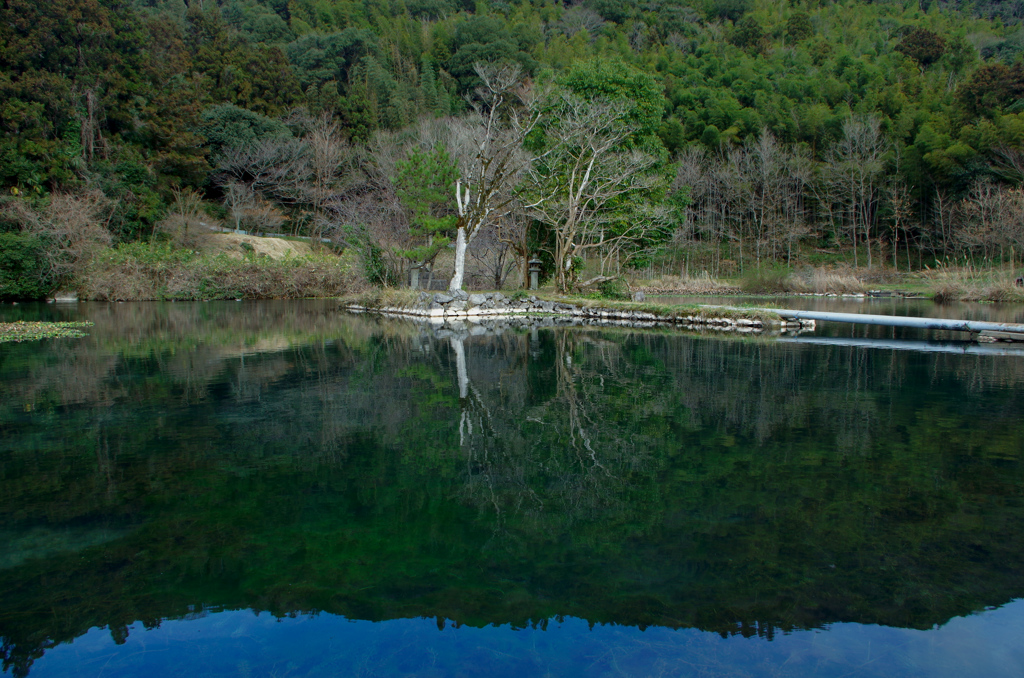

left=3, top=192, right=112, bottom=288
left=595, top=276, right=631, bottom=300
left=804, top=267, right=865, bottom=294
left=0, top=233, right=55, bottom=300
left=739, top=265, right=796, bottom=294
left=82, top=243, right=359, bottom=301
left=931, top=282, right=964, bottom=304
left=156, top=188, right=213, bottom=250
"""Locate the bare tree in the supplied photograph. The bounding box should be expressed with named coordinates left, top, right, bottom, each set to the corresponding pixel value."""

left=468, top=214, right=519, bottom=289
left=673, top=146, right=730, bottom=275
left=446, top=62, right=541, bottom=292
left=216, top=136, right=309, bottom=208
left=494, top=208, right=533, bottom=289
left=215, top=114, right=363, bottom=243
left=6, top=191, right=113, bottom=287
left=305, top=114, right=349, bottom=243
left=883, top=175, right=913, bottom=271
left=958, top=179, right=1024, bottom=264
left=991, top=145, right=1024, bottom=185
left=223, top=181, right=286, bottom=236
left=157, top=187, right=212, bottom=249
left=556, top=7, right=605, bottom=40
left=826, top=116, right=888, bottom=267
left=523, top=93, right=660, bottom=291
left=722, top=132, right=793, bottom=265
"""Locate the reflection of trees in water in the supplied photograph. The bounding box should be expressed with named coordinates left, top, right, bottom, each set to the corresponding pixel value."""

left=3, top=310, right=1024, bottom=675
left=5, top=310, right=1024, bottom=531
left=448, top=328, right=662, bottom=549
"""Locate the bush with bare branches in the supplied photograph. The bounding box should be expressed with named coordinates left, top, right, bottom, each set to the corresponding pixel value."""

left=4, top=191, right=113, bottom=289
left=157, top=188, right=214, bottom=250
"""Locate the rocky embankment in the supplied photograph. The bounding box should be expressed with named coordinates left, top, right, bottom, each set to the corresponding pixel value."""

left=345, top=290, right=814, bottom=332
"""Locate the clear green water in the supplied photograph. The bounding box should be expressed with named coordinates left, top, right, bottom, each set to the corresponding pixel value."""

left=1, top=300, right=1023, bottom=677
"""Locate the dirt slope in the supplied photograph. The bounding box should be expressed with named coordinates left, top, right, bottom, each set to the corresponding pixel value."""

left=202, top=233, right=316, bottom=259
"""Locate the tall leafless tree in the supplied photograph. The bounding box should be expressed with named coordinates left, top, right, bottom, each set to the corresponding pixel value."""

left=826, top=116, right=888, bottom=267
left=446, top=62, right=541, bottom=292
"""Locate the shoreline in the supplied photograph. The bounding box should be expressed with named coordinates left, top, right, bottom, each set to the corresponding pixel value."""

left=342, top=291, right=814, bottom=333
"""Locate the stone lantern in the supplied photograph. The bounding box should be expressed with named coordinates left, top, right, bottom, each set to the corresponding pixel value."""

left=528, top=257, right=542, bottom=290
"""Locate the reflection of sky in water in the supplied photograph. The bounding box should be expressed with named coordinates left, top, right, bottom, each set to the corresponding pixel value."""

left=28, top=600, right=1024, bottom=678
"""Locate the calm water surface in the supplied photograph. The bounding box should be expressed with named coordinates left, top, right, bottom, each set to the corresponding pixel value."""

left=1, top=300, right=1023, bottom=677
left=653, top=293, right=1024, bottom=323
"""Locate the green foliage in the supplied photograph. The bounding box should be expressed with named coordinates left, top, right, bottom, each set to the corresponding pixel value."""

left=586, top=0, right=636, bottom=24
left=394, top=145, right=458, bottom=267
left=958, top=62, right=1024, bottom=116
left=730, top=16, right=768, bottom=54
left=595, top=275, right=630, bottom=299
left=363, top=241, right=400, bottom=287
left=705, top=0, right=750, bottom=22
left=785, top=12, right=813, bottom=43
left=285, top=29, right=376, bottom=89
left=81, top=241, right=357, bottom=300
left=558, top=58, right=666, bottom=142
left=896, top=28, right=947, bottom=66
left=446, top=15, right=538, bottom=91
left=198, top=103, right=292, bottom=153
left=0, top=233, right=54, bottom=300
left=2, top=0, right=1024, bottom=279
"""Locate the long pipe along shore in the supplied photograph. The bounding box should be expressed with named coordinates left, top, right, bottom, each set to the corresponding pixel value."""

left=703, top=306, right=1024, bottom=342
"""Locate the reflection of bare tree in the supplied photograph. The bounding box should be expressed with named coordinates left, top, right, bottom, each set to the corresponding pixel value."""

left=448, top=327, right=659, bottom=546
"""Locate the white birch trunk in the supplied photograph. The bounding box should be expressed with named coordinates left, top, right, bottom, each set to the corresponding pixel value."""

left=449, top=226, right=468, bottom=292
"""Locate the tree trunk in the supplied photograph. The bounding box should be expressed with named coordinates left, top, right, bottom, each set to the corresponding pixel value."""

left=449, top=227, right=468, bottom=292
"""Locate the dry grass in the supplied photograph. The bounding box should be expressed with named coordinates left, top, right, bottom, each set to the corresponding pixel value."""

left=913, top=264, right=1024, bottom=303
left=636, top=273, right=741, bottom=295
left=639, top=267, right=866, bottom=296
left=802, top=267, right=867, bottom=294
left=81, top=243, right=361, bottom=301
left=202, top=233, right=316, bottom=259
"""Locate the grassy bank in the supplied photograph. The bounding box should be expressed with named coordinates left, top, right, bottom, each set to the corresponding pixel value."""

left=634, top=264, right=1024, bottom=302
left=80, top=242, right=361, bottom=301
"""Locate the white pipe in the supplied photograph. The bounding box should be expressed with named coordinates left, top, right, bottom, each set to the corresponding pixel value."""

left=703, top=306, right=1024, bottom=335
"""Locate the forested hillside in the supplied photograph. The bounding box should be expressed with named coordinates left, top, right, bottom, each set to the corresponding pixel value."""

left=3, top=0, right=1024, bottom=296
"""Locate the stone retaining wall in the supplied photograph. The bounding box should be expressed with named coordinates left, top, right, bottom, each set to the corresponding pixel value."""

left=345, top=291, right=815, bottom=332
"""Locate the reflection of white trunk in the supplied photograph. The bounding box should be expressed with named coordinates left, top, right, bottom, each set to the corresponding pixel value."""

left=449, top=227, right=467, bottom=293
left=450, top=335, right=469, bottom=399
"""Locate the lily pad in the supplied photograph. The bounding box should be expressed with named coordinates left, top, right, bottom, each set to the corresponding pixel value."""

left=0, top=321, right=94, bottom=343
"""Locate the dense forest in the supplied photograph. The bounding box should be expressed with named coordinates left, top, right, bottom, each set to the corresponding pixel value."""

left=4, top=0, right=1024, bottom=296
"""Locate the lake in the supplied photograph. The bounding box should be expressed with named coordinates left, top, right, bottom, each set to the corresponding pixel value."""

left=1, top=300, right=1023, bottom=677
